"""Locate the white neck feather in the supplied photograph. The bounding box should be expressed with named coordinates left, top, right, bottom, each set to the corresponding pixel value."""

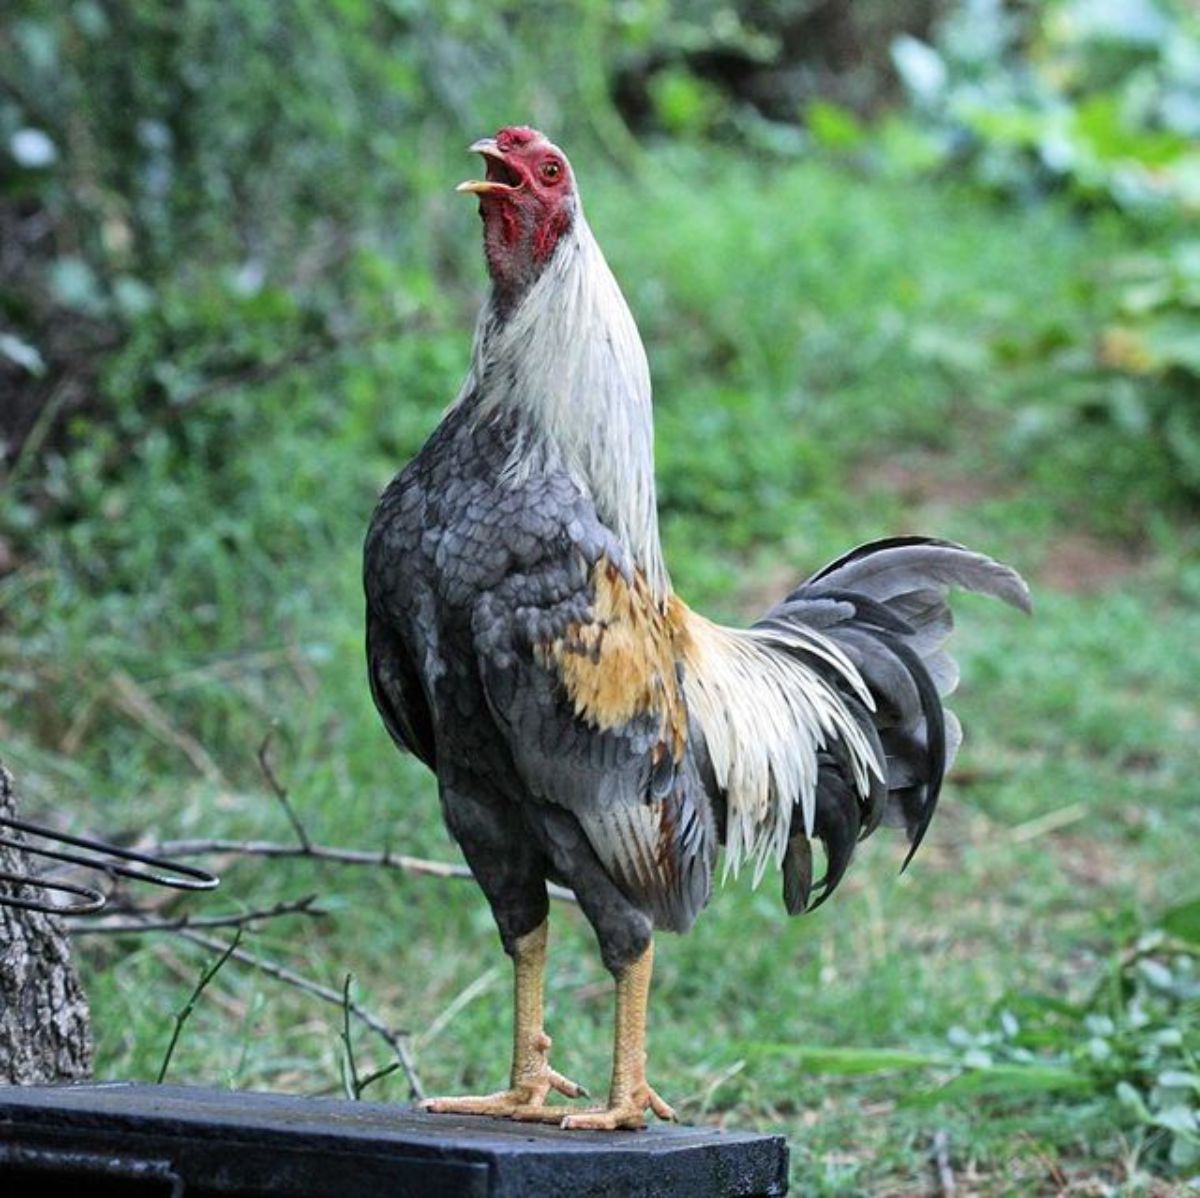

left=457, top=211, right=670, bottom=601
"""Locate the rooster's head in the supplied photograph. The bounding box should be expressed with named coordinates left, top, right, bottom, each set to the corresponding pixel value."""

left=458, top=126, right=576, bottom=305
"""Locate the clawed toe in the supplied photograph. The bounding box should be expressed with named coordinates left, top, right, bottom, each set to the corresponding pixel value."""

left=420, top=1092, right=522, bottom=1117
left=420, top=1065, right=589, bottom=1121
left=509, top=1103, right=577, bottom=1123
left=546, top=1068, right=588, bottom=1100
left=421, top=1092, right=542, bottom=1118
left=558, top=1084, right=676, bottom=1131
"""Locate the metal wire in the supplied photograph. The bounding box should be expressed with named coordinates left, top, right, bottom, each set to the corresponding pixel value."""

left=0, top=869, right=107, bottom=916
left=0, top=816, right=220, bottom=915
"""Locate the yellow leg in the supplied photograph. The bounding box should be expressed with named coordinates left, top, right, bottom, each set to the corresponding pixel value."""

left=557, top=938, right=675, bottom=1131
left=420, top=920, right=587, bottom=1118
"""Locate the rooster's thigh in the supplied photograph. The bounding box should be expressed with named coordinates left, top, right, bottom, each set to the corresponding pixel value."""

left=439, top=776, right=550, bottom=954
left=531, top=805, right=652, bottom=975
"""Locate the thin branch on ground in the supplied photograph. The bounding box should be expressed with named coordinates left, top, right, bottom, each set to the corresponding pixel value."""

left=5, top=379, right=72, bottom=492
left=1009, top=801, right=1087, bottom=844
left=337, top=973, right=399, bottom=1100
left=416, top=965, right=501, bottom=1051
left=340, top=972, right=361, bottom=1101
left=153, top=835, right=579, bottom=904
left=165, top=923, right=424, bottom=1100
left=257, top=726, right=311, bottom=851
left=355, top=1061, right=402, bottom=1097
left=70, top=893, right=324, bottom=935
left=931, top=1129, right=956, bottom=1197
left=109, top=669, right=225, bottom=784
left=157, top=928, right=244, bottom=1084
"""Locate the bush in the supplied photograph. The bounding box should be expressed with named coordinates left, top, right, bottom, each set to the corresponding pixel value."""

left=890, top=0, right=1200, bottom=215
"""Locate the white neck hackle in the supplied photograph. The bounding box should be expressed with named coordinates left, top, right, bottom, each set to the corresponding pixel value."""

left=456, top=206, right=670, bottom=602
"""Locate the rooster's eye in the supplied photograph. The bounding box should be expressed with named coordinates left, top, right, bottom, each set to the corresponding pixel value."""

left=541, top=161, right=562, bottom=182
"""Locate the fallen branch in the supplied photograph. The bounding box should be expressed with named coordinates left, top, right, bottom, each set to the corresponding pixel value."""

left=70, top=893, right=324, bottom=936
left=153, top=836, right=578, bottom=904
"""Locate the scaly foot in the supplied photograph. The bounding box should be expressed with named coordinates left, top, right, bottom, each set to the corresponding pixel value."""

left=557, top=1083, right=675, bottom=1131
left=421, top=1032, right=587, bottom=1118
left=551, top=939, right=675, bottom=1130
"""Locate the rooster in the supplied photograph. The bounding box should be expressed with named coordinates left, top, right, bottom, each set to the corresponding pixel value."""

left=364, top=126, right=1030, bottom=1130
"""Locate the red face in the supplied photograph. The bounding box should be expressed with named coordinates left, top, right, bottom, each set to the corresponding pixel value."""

left=458, top=126, right=576, bottom=300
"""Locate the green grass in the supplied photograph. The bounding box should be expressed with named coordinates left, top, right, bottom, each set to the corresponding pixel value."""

left=3, top=150, right=1198, bottom=1195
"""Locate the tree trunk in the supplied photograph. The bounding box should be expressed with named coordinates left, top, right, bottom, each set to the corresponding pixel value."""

left=0, top=762, right=93, bottom=1083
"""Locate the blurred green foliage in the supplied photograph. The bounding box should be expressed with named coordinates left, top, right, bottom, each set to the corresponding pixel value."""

left=4, top=0, right=1197, bottom=519
left=890, top=0, right=1200, bottom=213
left=877, top=0, right=1200, bottom=499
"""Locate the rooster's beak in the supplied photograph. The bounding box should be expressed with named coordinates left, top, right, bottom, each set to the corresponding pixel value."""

left=457, top=138, right=523, bottom=196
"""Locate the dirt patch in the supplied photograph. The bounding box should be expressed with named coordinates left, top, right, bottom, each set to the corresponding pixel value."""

left=850, top=453, right=1147, bottom=597
left=1050, top=829, right=1148, bottom=899
left=1035, top=531, right=1146, bottom=595
left=850, top=453, right=1015, bottom=509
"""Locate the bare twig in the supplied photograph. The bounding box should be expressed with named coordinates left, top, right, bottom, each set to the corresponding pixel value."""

left=336, top=973, right=400, bottom=1100
left=154, top=836, right=579, bottom=904
left=157, top=838, right=470, bottom=876
left=932, top=1129, right=956, bottom=1197
left=257, top=727, right=311, bottom=851
left=416, top=966, right=501, bottom=1051
left=5, top=379, right=72, bottom=492
left=70, top=893, right=324, bottom=935
left=109, top=670, right=224, bottom=784
left=1009, top=801, right=1087, bottom=844
left=157, top=928, right=243, bottom=1084
left=166, top=924, right=424, bottom=1100
left=356, top=1061, right=402, bottom=1096
left=340, top=973, right=361, bottom=1101
left=676, top=1058, right=746, bottom=1115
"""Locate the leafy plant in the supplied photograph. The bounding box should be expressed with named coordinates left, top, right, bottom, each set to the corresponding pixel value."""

left=890, top=0, right=1200, bottom=215
left=1003, top=239, right=1200, bottom=513
left=1096, top=243, right=1200, bottom=488
left=930, top=924, right=1200, bottom=1173
left=740, top=904, right=1200, bottom=1176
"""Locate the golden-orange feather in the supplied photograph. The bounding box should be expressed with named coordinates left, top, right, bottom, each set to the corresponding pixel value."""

left=535, top=560, right=690, bottom=761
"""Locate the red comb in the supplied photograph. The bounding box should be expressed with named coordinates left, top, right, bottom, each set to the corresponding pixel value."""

left=495, top=126, right=542, bottom=150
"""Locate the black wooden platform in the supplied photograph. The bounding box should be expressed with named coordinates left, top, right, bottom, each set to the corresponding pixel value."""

left=0, top=1083, right=788, bottom=1197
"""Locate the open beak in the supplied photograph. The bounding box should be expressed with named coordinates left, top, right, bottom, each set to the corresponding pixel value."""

left=456, top=138, right=524, bottom=196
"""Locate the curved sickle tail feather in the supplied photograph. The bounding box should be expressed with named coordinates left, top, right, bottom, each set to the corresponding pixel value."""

left=681, top=537, right=1031, bottom=913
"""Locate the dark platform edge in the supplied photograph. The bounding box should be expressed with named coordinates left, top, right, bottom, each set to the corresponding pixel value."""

left=0, top=1082, right=789, bottom=1198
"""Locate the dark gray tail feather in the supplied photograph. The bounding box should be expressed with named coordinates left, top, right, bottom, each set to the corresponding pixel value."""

left=759, top=536, right=1031, bottom=914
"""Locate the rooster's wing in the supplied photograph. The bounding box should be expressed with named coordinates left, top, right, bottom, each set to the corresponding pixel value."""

left=366, top=611, right=437, bottom=770
left=473, top=540, right=713, bottom=934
